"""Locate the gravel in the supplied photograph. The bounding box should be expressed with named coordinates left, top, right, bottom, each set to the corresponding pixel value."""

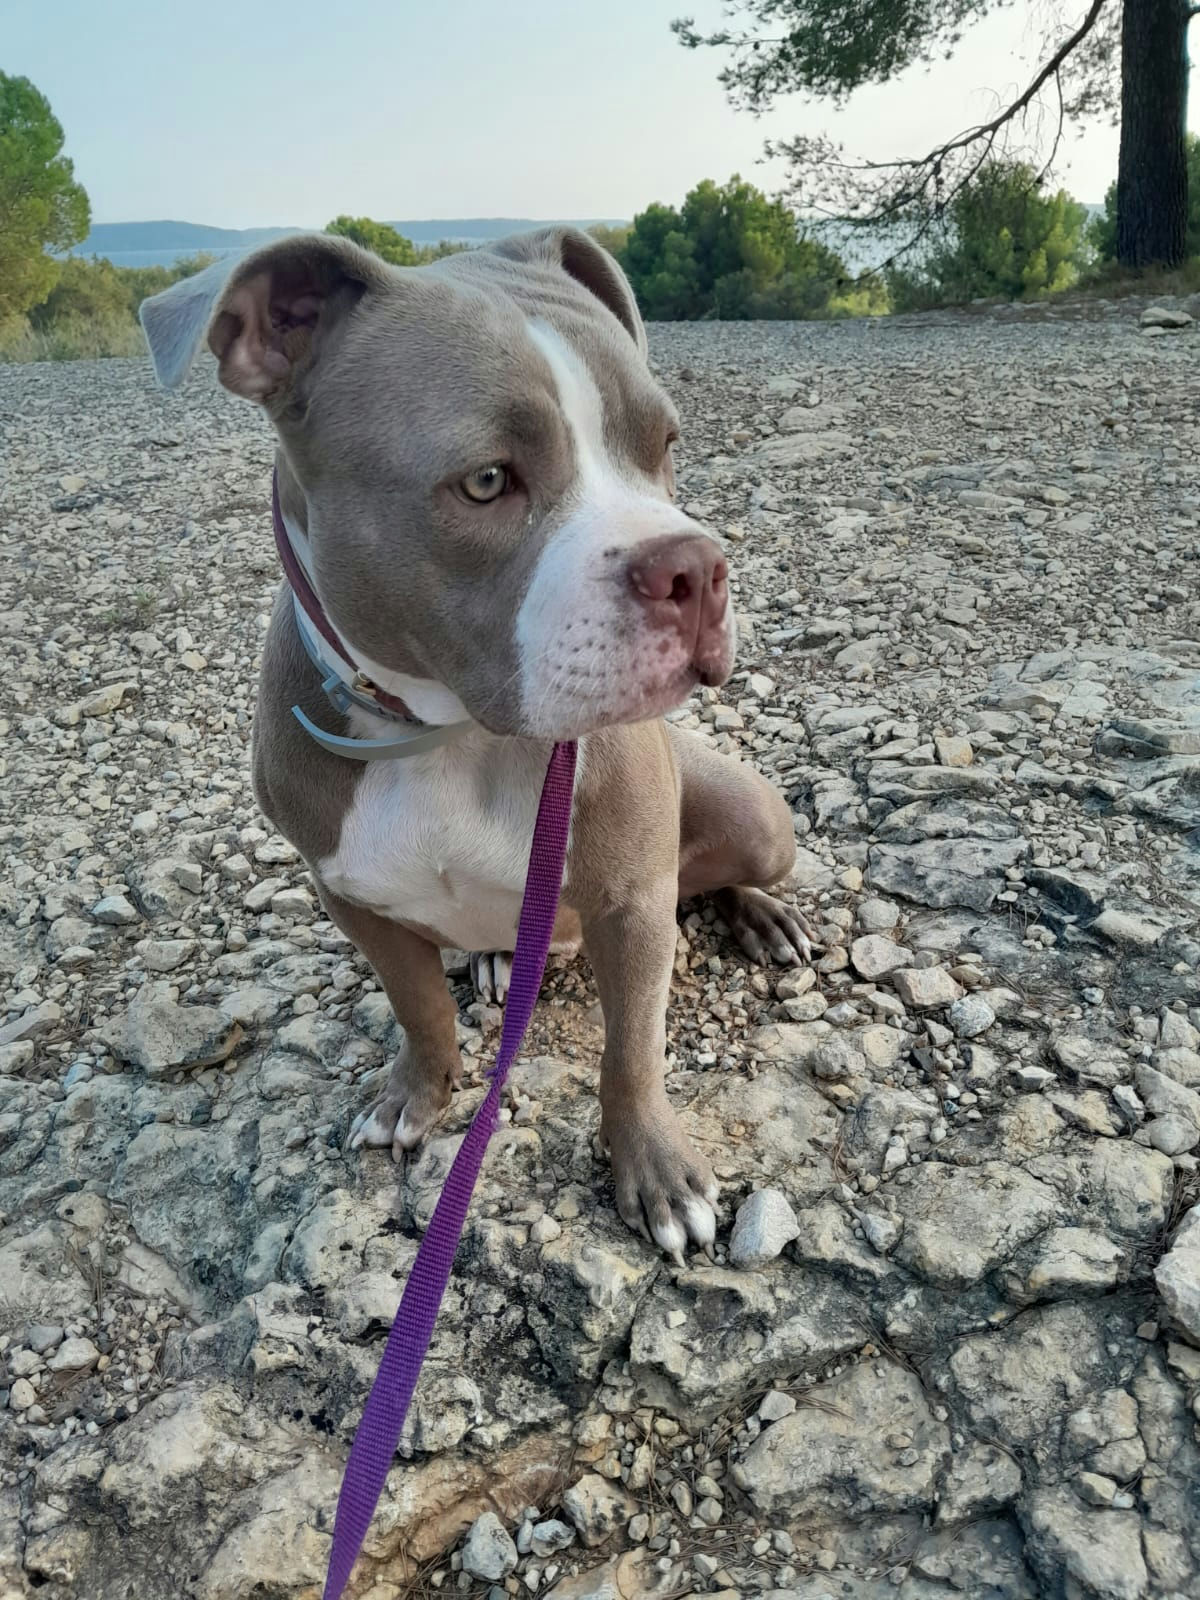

left=1, top=296, right=1198, bottom=1598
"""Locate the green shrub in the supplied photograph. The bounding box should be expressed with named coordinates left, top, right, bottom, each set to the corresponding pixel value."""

left=886, top=160, right=1090, bottom=309
left=0, top=252, right=218, bottom=363
left=0, top=310, right=143, bottom=361
left=588, top=223, right=632, bottom=256
left=116, top=252, right=216, bottom=313
left=326, top=215, right=419, bottom=265
left=621, top=176, right=856, bottom=320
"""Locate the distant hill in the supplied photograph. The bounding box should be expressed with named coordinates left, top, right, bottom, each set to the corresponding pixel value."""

left=75, top=217, right=628, bottom=268
left=78, top=221, right=300, bottom=254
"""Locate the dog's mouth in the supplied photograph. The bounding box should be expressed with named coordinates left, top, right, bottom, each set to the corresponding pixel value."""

left=512, top=648, right=731, bottom=742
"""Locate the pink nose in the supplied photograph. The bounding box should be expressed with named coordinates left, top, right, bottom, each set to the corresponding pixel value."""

left=627, top=534, right=730, bottom=684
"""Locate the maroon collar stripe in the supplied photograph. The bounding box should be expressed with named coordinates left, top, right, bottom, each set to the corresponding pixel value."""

left=270, top=469, right=417, bottom=721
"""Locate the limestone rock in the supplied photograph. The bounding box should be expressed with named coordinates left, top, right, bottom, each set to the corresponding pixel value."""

left=105, top=986, right=242, bottom=1074
left=729, top=1188, right=801, bottom=1267
left=1155, top=1204, right=1200, bottom=1345
left=741, top=1360, right=950, bottom=1517
left=889, top=1161, right=1058, bottom=1288
left=892, top=967, right=964, bottom=1009
left=1025, top=1487, right=1148, bottom=1600
left=561, top=1474, right=638, bottom=1548
left=461, top=1512, right=518, bottom=1581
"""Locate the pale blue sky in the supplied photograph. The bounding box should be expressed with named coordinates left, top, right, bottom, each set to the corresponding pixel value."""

left=6, top=0, right=1195, bottom=226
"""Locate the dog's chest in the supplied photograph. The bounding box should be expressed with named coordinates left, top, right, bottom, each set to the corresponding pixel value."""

left=317, top=735, right=559, bottom=950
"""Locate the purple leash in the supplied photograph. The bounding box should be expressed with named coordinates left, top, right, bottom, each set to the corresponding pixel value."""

left=323, top=739, right=577, bottom=1600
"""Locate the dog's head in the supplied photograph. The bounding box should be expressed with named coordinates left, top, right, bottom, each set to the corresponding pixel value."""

left=140, top=229, right=735, bottom=738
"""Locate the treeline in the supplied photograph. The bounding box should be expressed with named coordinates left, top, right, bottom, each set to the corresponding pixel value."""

left=614, top=158, right=1200, bottom=322
left=4, top=64, right=1199, bottom=364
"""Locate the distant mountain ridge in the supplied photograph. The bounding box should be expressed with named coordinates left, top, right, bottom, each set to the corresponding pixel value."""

left=77, top=217, right=628, bottom=259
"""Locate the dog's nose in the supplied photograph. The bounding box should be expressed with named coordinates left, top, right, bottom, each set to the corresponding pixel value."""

left=629, top=535, right=728, bottom=612
left=627, top=534, right=730, bottom=682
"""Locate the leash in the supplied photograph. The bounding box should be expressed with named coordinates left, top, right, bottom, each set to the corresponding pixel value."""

left=322, top=739, right=577, bottom=1600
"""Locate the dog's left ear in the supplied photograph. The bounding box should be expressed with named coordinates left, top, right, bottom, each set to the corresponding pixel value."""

left=490, top=227, right=647, bottom=357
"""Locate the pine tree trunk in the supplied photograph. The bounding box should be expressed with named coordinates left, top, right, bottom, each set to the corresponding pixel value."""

left=1116, top=0, right=1190, bottom=268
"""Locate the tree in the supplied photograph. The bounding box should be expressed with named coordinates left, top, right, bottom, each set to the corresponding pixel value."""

left=1116, top=0, right=1191, bottom=266
left=889, top=159, right=1090, bottom=306
left=0, top=74, right=90, bottom=321
left=674, top=1, right=1197, bottom=271
left=621, top=175, right=851, bottom=319
left=1093, top=132, right=1200, bottom=262
left=621, top=202, right=703, bottom=318
left=325, top=215, right=419, bottom=266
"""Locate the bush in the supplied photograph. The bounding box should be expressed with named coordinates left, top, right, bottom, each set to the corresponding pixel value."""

left=116, top=253, right=216, bottom=313
left=326, top=216, right=419, bottom=266
left=0, top=311, right=144, bottom=362
left=29, top=255, right=129, bottom=328
left=0, top=252, right=213, bottom=363
left=886, top=161, right=1090, bottom=309
left=621, top=176, right=857, bottom=320
left=588, top=223, right=632, bottom=257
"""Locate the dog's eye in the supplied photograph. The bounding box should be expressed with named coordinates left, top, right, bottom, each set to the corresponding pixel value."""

left=461, top=465, right=509, bottom=503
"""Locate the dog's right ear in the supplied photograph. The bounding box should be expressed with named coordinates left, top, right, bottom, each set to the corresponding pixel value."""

left=139, top=233, right=390, bottom=401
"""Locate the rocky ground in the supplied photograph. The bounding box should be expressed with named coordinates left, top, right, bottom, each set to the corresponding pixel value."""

left=1, top=294, right=1199, bottom=1600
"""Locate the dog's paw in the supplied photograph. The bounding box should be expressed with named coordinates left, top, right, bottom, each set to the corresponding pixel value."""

left=602, top=1099, right=719, bottom=1266
left=348, top=1056, right=454, bottom=1160
left=470, top=950, right=512, bottom=1004
left=717, top=886, right=812, bottom=966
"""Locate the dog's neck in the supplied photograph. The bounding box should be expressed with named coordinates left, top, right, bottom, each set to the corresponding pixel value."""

left=275, top=480, right=472, bottom=729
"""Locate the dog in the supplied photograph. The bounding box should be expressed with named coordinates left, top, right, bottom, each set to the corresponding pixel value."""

left=140, top=227, right=812, bottom=1262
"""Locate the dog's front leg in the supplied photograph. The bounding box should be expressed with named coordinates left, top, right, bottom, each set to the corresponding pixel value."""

left=319, top=886, right=462, bottom=1159
left=584, top=878, right=718, bottom=1263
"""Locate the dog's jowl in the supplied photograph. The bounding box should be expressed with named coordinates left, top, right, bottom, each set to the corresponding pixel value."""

left=141, top=227, right=812, bottom=1261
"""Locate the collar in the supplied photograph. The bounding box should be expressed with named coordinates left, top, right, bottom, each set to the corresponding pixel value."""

left=271, top=469, right=473, bottom=762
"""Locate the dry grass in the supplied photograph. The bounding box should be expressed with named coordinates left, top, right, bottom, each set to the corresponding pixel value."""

left=0, top=311, right=144, bottom=363
left=1072, top=259, right=1200, bottom=300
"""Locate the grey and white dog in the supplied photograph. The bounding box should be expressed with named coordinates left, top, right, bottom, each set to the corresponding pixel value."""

left=140, top=227, right=811, bottom=1261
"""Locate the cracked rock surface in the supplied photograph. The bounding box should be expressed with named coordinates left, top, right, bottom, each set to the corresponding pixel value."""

left=1, top=301, right=1198, bottom=1599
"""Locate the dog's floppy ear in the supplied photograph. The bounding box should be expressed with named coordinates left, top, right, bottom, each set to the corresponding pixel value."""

left=490, top=227, right=647, bottom=357
left=139, top=233, right=390, bottom=400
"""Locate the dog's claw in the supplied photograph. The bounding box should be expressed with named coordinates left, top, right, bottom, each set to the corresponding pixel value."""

left=606, top=1105, right=720, bottom=1264
left=718, top=886, right=814, bottom=968
left=702, top=1241, right=716, bottom=1263
left=346, top=1056, right=455, bottom=1160
left=470, top=950, right=512, bottom=1005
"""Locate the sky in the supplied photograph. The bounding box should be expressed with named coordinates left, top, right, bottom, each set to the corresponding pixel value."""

left=6, top=0, right=1197, bottom=227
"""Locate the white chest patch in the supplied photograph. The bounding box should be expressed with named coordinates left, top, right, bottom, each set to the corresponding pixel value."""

left=318, top=731, right=574, bottom=952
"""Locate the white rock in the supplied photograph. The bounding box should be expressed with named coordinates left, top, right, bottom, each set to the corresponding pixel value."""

left=948, top=995, right=996, bottom=1038
left=758, top=1388, right=797, bottom=1422
left=729, top=1188, right=801, bottom=1268
left=893, top=968, right=963, bottom=1009
left=1155, top=1206, right=1200, bottom=1343
left=561, top=1474, right=638, bottom=1548
left=92, top=893, right=140, bottom=926
left=461, top=1512, right=518, bottom=1581
left=47, top=1336, right=100, bottom=1372
left=9, top=1378, right=37, bottom=1410
left=849, top=934, right=913, bottom=981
